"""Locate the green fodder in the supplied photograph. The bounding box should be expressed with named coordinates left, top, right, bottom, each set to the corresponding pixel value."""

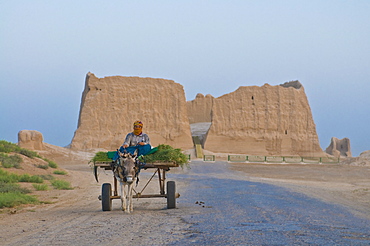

left=91, top=151, right=112, bottom=163
left=0, top=153, right=22, bottom=168
left=142, top=144, right=189, bottom=168
left=51, top=179, right=73, bottom=190
left=53, top=170, right=67, bottom=175
left=32, top=183, right=49, bottom=191
left=0, top=192, right=39, bottom=208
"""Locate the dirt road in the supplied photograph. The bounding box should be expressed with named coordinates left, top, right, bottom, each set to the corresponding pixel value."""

left=1, top=152, right=370, bottom=245
left=230, top=162, right=370, bottom=220
left=1, top=160, right=193, bottom=245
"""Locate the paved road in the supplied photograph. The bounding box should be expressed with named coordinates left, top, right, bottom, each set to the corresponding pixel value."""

left=170, top=161, right=370, bottom=245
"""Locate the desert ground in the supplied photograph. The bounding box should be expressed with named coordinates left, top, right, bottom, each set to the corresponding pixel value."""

left=1, top=144, right=370, bottom=245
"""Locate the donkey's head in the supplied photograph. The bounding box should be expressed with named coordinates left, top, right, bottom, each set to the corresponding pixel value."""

left=118, top=152, right=138, bottom=184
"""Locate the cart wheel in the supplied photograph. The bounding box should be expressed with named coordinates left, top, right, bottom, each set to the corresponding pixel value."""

left=102, top=183, right=112, bottom=211
left=167, top=181, right=176, bottom=209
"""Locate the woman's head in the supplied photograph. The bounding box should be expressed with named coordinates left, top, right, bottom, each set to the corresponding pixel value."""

left=133, top=121, right=143, bottom=135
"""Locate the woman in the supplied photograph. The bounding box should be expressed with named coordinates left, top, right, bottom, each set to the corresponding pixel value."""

left=116, top=121, right=152, bottom=158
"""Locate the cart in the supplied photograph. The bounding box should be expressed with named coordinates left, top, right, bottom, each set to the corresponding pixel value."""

left=93, top=154, right=180, bottom=211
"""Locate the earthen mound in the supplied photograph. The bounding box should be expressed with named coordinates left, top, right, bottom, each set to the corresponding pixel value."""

left=18, top=130, right=44, bottom=150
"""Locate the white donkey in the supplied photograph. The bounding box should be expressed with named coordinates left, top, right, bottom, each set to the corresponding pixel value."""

left=113, top=151, right=138, bottom=213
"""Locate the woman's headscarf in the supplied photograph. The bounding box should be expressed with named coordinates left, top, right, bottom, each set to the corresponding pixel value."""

left=133, top=121, right=143, bottom=135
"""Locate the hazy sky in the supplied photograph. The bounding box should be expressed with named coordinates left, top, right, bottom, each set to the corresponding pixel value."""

left=1, top=1, right=369, bottom=156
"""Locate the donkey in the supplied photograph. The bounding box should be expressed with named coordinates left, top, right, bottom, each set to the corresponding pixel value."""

left=112, top=151, right=139, bottom=213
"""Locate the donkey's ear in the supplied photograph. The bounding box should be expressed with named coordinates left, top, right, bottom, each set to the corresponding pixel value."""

left=120, top=152, right=128, bottom=158
left=132, top=149, right=138, bottom=158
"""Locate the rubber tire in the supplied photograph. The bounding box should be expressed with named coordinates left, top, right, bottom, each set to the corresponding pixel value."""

left=102, top=183, right=112, bottom=211
left=167, top=181, right=176, bottom=209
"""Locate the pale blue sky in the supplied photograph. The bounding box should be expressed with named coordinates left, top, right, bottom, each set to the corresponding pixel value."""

left=1, top=1, right=369, bottom=156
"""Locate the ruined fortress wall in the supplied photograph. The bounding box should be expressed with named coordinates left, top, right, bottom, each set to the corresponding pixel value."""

left=71, top=74, right=324, bottom=156
left=18, top=130, right=44, bottom=150
left=204, top=81, right=324, bottom=156
left=186, top=93, right=214, bottom=123
left=325, top=137, right=351, bottom=157
left=70, top=73, right=193, bottom=150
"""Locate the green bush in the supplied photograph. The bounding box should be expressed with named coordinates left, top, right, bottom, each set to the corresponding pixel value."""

left=37, top=174, right=54, bottom=180
left=47, top=160, right=58, bottom=168
left=51, top=179, right=73, bottom=190
left=18, top=148, right=39, bottom=158
left=0, top=140, right=40, bottom=159
left=53, top=170, right=67, bottom=175
left=0, top=140, right=21, bottom=153
left=0, top=182, right=31, bottom=194
left=36, top=164, right=49, bottom=170
left=18, top=174, right=44, bottom=183
left=32, top=183, right=49, bottom=191
left=0, top=169, right=44, bottom=184
left=0, top=192, right=39, bottom=208
left=0, top=169, right=19, bottom=183
left=0, top=181, right=36, bottom=208
left=0, top=153, right=23, bottom=168
left=0, top=167, right=48, bottom=208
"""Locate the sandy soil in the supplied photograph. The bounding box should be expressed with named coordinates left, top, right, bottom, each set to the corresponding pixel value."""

left=1, top=145, right=370, bottom=245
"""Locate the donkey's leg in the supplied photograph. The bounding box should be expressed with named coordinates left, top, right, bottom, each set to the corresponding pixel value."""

left=127, top=183, right=134, bottom=212
left=121, top=182, right=127, bottom=212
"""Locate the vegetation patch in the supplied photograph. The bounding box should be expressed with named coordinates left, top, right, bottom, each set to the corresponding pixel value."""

left=36, top=164, right=49, bottom=170
left=37, top=174, right=54, bottom=180
left=0, top=192, right=39, bottom=208
left=18, top=174, right=44, bottom=183
left=0, top=180, right=38, bottom=208
left=33, top=183, right=49, bottom=191
left=47, top=161, right=58, bottom=168
left=0, top=153, right=22, bottom=168
left=53, top=170, right=67, bottom=175
left=0, top=140, right=21, bottom=153
left=0, top=169, right=44, bottom=184
left=0, top=140, right=58, bottom=169
left=0, top=141, right=71, bottom=209
left=0, top=169, right=19, bottom=183
left=51, top=179, right=73, bottom=190
left=0, top=182, right=31, bottom=194
left=18, top=148, right=39, bottom=158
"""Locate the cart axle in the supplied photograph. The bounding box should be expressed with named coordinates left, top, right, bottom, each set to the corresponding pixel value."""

left=98, top=193, right=180, bottom=200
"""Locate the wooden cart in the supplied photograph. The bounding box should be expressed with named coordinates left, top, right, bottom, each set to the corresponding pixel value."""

left=93, top=160, right=180, bottom=211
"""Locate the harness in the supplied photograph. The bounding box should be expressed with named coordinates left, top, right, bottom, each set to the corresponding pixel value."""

left=112, top=155, right=146, bottom=186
